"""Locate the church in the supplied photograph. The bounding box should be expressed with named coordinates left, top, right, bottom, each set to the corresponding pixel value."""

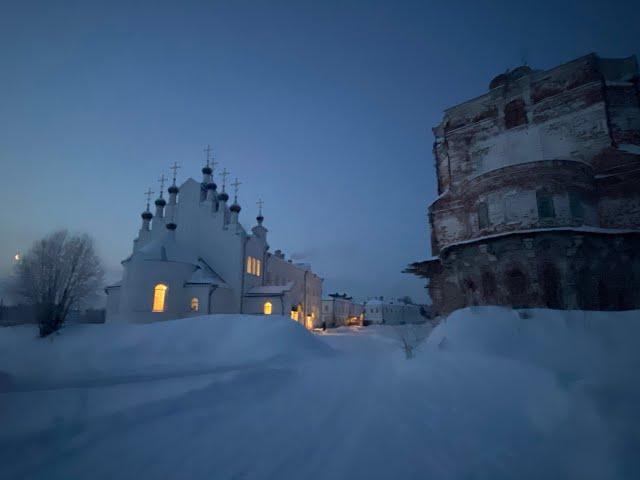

left=105, top=147, right=323, bottom=329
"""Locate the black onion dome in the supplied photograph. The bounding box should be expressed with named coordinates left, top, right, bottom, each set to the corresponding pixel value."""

left=230, top=203, right=241, bottom=213
left=206, top=182, right=217, bottom=190
left=155, top=197, right=166, bottom=207
left=218, top=192, right=229, bottom=202
left=257, top=215, right=264, bottom=223
left=166, top=222, right=177, bottom=231
left=168, top=185, right=179, bottom=194
left=202, top=166, right=212, bottom=175
left=141, top=211, right=153, bottom=220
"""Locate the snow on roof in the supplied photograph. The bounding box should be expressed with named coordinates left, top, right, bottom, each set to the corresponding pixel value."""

left=619, top=143, right=640, bottom=155
left=127, top=233, right=200, bottom=265
left=439, top=225, right=640, bottom=253
left=186, top=260, right=227, bottom=287
left=245, top=282, right=294, bottom=297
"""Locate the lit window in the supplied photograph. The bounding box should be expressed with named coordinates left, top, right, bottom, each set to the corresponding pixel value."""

left=152, top=284, right=168, bottom=312
left=246, top=256, right=262, bottom=276
left=264, top=301, right=272, bottom=315
left=291, top=308, right=298, bottom=321
left=190, top=297, right=199, bottom=311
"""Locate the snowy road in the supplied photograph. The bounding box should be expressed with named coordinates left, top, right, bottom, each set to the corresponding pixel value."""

left=2, top=310, right=639, bottom=479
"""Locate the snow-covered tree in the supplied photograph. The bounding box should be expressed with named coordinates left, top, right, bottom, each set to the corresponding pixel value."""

left=12, top=230, right=103, bottom=336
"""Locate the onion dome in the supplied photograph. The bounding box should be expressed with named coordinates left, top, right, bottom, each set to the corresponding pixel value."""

left=166, top=222, right=177, bottom=231
left=230, top=203, right=241, bottom=213
left=202, top=166, right=212, bottom=175
left=206, top=182, right=217, bottom=191
left=257, top=215, right=264, bottom=224
left=155, top=197, right=166, bottom=207
left=141, top=211, right=153, bottom=220
left=218, top=191, right=229, bottom=202
left=168, top=185, right=179, bottom=194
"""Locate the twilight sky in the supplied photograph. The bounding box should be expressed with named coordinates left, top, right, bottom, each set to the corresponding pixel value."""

left=1, top=0, right=638, bottom=303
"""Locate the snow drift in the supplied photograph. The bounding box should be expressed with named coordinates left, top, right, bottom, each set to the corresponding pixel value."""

left=0, top=314, right=330, bottom=390
left=1, top=308, right=639, bottom=480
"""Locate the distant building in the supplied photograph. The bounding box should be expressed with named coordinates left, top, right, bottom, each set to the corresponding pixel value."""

left=321, top=293, right=364, bottom=327
left=408, top=53, right=640, bottom=314
left=105, top=151, right=323, bottom=328
left=363, top=297, right=425, bottom=325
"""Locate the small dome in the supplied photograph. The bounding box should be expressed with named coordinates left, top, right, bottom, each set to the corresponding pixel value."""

left=218, top=192, right=229, bottom=202
left=257, top=215, right=264, bottom=223
left=141, top=211, right=153, bottom=220
left=155, top=198, right=166, bottom=207
left=206, top=182, right=217, bottom=191
left=166, top=222, right=177, bottom=231
left=230, top=203, right=241, bottom=213
left=168, top=185, right=179, bottom=194
left=202, top=166, right=212, bottom=175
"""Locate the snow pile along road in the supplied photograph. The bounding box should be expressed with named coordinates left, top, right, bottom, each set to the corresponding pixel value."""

left=0, top=314, right=331, bottom=390
left=1, top=308, right=639, bottom=480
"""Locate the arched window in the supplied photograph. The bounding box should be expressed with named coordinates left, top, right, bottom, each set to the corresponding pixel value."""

left=190, top=297, right=199, bottom=312
left=152, top=284, right=168, bottom=312
left=263, top=301, right=272, bottom=315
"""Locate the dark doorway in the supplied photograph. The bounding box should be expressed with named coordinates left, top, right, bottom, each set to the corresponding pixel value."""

left=541, top=263, right=562, bottom=309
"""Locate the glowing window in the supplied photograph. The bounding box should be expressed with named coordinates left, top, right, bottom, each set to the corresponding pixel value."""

left=290, top=309, right=298, bottom=321
left=190, top=297, right=199, bottom=311
left=264, top=302, right=272, bottom=315
left=152, top=284, right=168, bottom=312
left=246, top=256, right=262, bottom=276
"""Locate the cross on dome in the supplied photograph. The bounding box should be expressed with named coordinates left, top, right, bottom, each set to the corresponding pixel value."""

left=231, top=178, right=242, bottom=203
left=144, top=188, right=154, bottom=210
left=257, top=198, right=264, bottom=216
left=170, top=161, right=180, bottom=185
left=203, top=144, right=212, bottom=167
left=220, top=168, right=230, bottom=191
left=157, top=174, right=167, bottom=197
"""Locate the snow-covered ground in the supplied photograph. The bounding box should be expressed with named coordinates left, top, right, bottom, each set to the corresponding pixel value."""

left=1, top=308, right=639, bottom=479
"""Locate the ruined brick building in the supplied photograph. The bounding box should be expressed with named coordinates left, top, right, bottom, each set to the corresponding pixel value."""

left=407, top=53, right=640, bottom=314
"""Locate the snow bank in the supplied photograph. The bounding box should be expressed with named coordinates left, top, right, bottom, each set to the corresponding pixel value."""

left=2, top=308, right=639, bottom=479
left=425, top=306, right=640, bottom=386
left=0, top=314, right=330, bottom=389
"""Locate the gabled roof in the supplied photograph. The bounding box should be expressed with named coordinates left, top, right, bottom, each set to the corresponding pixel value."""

left=125, top=233, right=199, bottom=265
left=244, top=282, right=294, bottom=297
left=186, top=259, right=228, bottom=287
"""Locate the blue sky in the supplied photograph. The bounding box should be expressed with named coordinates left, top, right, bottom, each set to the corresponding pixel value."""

left=1, top=0, right=638, bottom=302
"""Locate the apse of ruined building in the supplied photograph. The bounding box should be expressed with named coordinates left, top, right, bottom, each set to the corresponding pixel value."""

left=408, top=53, right=640, bottom=315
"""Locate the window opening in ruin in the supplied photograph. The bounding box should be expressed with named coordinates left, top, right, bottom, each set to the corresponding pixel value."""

left=536, top=191, right=555, bottom=219
left=478, top=202, right=490, bottom=229
left=569, top=191, right=584, bottom=220
left=504, top=99, right=528, bottom=129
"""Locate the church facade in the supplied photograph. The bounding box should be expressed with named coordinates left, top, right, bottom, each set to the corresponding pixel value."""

left=105, top=152, right=323, bottom=328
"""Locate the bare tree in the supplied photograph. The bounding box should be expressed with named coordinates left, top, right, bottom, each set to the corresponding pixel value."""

left=12, top=230, right=104, bottom=337
left=395, top=323, right=433, bottom=359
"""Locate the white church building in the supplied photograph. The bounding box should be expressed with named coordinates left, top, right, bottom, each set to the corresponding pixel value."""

left=105, top=149, right=323, bottom=329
